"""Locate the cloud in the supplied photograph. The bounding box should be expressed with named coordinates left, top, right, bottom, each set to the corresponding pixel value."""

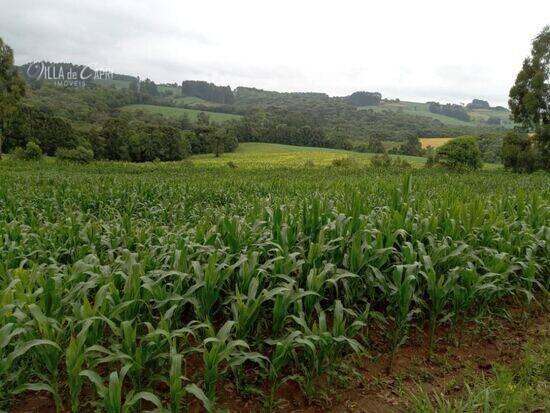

left=1, top=0, right=548, bottom=106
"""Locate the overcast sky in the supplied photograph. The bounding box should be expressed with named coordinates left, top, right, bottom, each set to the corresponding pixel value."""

left=1, top=0, right=548, bottom=106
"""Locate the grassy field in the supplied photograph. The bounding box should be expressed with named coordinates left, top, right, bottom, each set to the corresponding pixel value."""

left=420, top=137, right=454, bottom=149
left=173, top=95, right=220, bottom=107
left=193, top=143, right=502, bottom=170
left=0, top=153, right=547, bottom=412
left=359, top=100, right=514, bottom=128
left=120, top=104, right=242, bottom=122
left=193, top=142, right=427, bottom=167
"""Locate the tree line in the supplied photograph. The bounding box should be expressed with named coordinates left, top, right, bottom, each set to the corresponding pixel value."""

left=428, top=102, right=470, bottom=122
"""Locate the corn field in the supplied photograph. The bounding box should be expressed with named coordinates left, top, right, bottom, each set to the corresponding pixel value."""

left=0, top=161, right=548, bottom=412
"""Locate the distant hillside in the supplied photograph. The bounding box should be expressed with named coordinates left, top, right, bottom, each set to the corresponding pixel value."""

left=12, top=59, right=510, bottom=162
left=359, top=100, right=514, bottom=128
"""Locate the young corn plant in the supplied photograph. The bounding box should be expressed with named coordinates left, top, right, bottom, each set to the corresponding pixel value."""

left=164, top=349, right=212, bottom=413
left=291, top=303, right=364, bottom=403
left=270, top=278, right=317, bottom=336
left=200, top=321, right=266, bottom=406
left=0, top=324, right=60, bottom=408
left=264, top=330, right=302, bottom=412
left=231, top=278, right=266, bottom=340
left=80, top=365, right=163, bottom=413
left=26, top=304, right=64, bottom=411
left=420, top=256, right=453, bottom=361
left=65, top=321, right=92, bottom=413
left=380, top=265, right=419, bottom=373
left=192, top=254, right=231, bottom=321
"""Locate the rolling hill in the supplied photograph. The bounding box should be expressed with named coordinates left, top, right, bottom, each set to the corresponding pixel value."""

left=358, top=100, right=514, bottom=128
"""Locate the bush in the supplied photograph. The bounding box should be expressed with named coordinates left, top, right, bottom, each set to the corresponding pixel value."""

left=370, top=153, right=392, bottom=168
left=56, top=146, right=94, bottom=163
left=331, top=156, right=357, bottom=167
left=392, top=157, right=412, bottom=169
left=437, top=136, right=482, bottom=171
left=12, top=141, right=43, bottom=161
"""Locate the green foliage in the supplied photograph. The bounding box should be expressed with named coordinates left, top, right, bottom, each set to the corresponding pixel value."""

left=11, top=141, right=43, bottom=160
left=181, top=80, right=234, bottom=104
left=2, top=104, right=77, bottom=155
left=502, top=131, right=537, bottom=172
left=509, top=25, right=549, bottom=130
left=437, top=136, right=482, bottom=170
left=56, top=146, right=94, bottom=163
left=344, top=91, right=382, bottom=106
left=0, top=37, right=26, bottom=158
left=466, top=98, right=490, bottom=109
left=428, top=102, right=470, bottom=122
left=508, top=25, right=549, bottom=172
left=478, top=132, right=504, bottom=163
left=98, top=119, right=190, bottom=162
left=370, top=152, right=392, bottom=168
left=390, top=135, right=423, bottom=156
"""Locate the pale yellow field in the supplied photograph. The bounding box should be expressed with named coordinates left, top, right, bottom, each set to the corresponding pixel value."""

left=420, top=137, right=454, bottom=149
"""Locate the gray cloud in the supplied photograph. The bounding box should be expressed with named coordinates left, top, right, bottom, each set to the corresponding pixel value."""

left=1, top=0, right=548, bottom=106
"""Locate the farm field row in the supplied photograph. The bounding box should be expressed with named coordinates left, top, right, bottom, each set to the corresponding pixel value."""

left=0, top=158, right=547, bottom=412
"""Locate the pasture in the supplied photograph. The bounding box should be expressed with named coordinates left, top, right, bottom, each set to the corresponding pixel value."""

left=120, top=104, right=242, bottom=123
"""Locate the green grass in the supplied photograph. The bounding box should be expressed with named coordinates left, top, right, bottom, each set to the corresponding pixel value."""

left=193, top=142, right=499, bottom=170
left=192, top=142, right=428, bottom=167
left=120, top=104, right=242, bottom=122
left=409, top=341, right=550, bottom=412
left=173, top=95, right=220, bottom=107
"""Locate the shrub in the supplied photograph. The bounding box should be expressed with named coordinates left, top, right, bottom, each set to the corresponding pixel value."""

left=9, top=147, right=25, bottom=160
left=331, top=156, right=357, bottom=167
left=370, top=153, right=392, bottom=168
left=392, top=157, right=412, bottom=169
left=56, top=146, right=94, bottom=163
left=437, top=136, right=482, bottom=171
left=12, top=141, right=43, bottom=160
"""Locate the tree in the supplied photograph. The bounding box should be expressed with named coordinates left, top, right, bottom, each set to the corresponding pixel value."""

left=502, top=131, right=537, bottom=172
left=399, top=135, right=422, bottom=156
left=210, top=129, right=226, bottom=157
left=178, top=113, right=191, bottom=130
left=508, top=25, right=549, bottom=171
left=437, top=136, right=482, bottom=170
left=0, top=37, right=26, bottom=159
left=466, top=99, right=490, bottom=109
left=509, top=26, right=549, bottom=129
left=344, top=91, right=382, bottom=106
